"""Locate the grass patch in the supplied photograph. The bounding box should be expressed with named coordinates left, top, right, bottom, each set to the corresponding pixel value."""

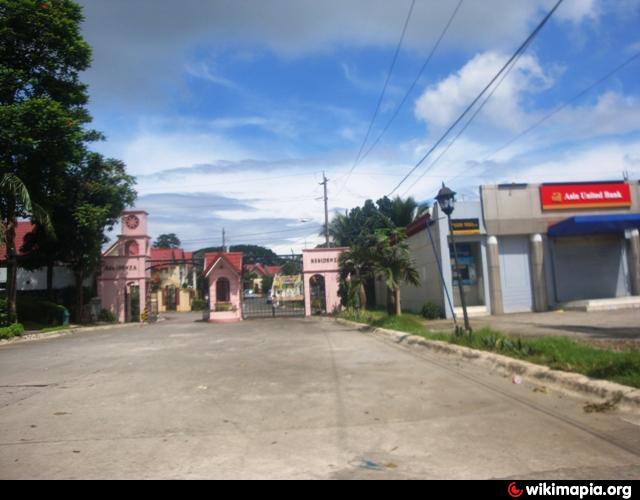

left=22, top=322, right=71, bottom=334
left=339, top=309, right=640, bottom=389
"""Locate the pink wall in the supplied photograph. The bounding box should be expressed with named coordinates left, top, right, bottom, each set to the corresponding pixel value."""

left=99, top=211, right=151, bottom=323
left=302, top=248, right=348, bottom=316
left=207, top=260, right=242, bottom=322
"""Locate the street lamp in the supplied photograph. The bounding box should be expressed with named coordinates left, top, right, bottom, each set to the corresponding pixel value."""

left=435, top=183, right=472, bottom=334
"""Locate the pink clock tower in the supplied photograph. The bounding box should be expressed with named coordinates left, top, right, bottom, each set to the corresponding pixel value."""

left=98, top=210, right=151, bottom=322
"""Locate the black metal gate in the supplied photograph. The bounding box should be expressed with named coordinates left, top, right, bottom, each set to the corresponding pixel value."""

left=242, top=254, right=305, bottom=319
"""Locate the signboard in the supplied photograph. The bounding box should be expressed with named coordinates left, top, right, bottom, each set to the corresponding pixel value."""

left=271, top=274, right=304, bottom=302
left=451, top=218, right=480, bottom=235
left=540, top=183, right=631, bottom=211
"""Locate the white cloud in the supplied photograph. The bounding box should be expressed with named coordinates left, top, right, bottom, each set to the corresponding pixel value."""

left=184, top=62, right=241, bottom=90
left=79, top=0, right=600, bottom=106
left=111, top=131, right=249, bottom=176
left=414, top=51, right=554, bottom=133
left=555, top=0, right=599, bottom=23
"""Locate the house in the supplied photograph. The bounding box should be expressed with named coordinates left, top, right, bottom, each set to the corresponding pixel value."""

left=243, top=262, right=283, bottom=294
left=0, top=221, right=83, bottom=292
left=204, top=252, right=244, bottom=322
left=149, top=247, right=196, bottom=313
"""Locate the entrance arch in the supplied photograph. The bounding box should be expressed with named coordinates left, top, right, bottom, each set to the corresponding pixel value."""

left=302, top=248, right=348, bottom=316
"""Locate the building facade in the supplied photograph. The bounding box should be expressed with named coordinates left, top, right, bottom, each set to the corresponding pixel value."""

left=395, top=180, right=640, bottom=318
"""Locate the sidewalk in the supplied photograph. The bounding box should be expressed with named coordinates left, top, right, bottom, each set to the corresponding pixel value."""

left=427, top=309, right=640, bottom=345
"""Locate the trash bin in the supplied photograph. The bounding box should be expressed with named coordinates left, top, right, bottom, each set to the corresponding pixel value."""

left=62, top=307, right=70, bottom=326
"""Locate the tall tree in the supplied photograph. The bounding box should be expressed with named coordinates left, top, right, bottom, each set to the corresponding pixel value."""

left=376, top=196, right=430, bottom=228
left=153, top=233, right=181, bottom=249
left=64, top=153, right=136, bottom=321
left=1, top=0, right=95, bottom=319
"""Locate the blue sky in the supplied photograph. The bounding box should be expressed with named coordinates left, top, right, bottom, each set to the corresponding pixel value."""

left=77, top=0, right=640, bottom=253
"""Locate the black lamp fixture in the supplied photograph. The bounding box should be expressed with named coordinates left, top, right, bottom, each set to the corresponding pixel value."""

left=435, top=182, right=472, bottom=334
left=435, top=183, right=456, bottom=216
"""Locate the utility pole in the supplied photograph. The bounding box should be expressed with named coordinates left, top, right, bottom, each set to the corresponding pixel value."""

left=320, top=171, right=330, bottom=248
left=222, top=228, right=226, bottom=252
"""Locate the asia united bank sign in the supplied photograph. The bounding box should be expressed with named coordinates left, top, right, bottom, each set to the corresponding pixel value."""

left=540, top=182, right=631, bottom=211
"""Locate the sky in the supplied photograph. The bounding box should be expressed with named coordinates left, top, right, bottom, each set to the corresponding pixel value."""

left=76, top=0, right=640, bottom=254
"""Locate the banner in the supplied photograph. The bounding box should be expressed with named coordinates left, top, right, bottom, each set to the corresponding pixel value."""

left=271, top=274, right=304, bottom=302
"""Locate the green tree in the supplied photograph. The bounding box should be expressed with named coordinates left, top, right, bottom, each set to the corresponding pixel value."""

left=153, top=233, right=181, bottom=249
left=1, top=0, right=95, bottom=320
left=0, top=174, right=53, bottom=321
left=338, top=244, right=373, bottom=310
left=64, top=153, right=136, bottom=321
left=369, top=228, right=420, bottom=316
left=376, top=195, right=430, bottom=228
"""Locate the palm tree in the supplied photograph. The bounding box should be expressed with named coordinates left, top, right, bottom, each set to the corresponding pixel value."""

left=370, top=228, right=420, bottom=316
left=338, top=244, right=373, bottom=310
left=377, top=196, right=430, bottom=228
left=1, top=173, right=53, bottom=323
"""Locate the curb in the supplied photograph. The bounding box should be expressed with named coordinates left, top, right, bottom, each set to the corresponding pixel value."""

left=335, top=318, right=640, bottom=412
left=0, top=322, right=148, bottom=346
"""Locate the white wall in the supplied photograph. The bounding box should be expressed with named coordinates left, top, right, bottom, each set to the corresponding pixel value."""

left=15, top=266, right=90, bottom=291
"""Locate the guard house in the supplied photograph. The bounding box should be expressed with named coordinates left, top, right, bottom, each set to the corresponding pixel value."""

left=302, top=248, right=347, bottom=316
left=99, top=210, right=151, bottom=322
left=204, top=252, right=243, bottom=322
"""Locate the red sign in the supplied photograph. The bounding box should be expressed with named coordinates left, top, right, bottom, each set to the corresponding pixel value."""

left=540, top=183, right=631, bottom=211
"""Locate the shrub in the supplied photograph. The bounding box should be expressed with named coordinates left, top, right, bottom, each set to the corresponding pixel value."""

left=214, top=303, right=235, bottom=312
left=98, top=309, right=117, bottom=323
left=16, top=297, right=67, bottom=326
left=191, top=298, right=207, bottom=311
left=0, top=323, right=24, bottom=340
left=421, top=302, right=444, bottom=320
left=0, top=296, right=8, bottom=326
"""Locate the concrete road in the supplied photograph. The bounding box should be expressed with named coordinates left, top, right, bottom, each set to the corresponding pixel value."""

left=0, top=317, right=639, bottom=479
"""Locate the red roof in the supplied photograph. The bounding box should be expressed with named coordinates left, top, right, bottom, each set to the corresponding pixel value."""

left=243, top=263, right=283, bottom=276
left=406, top=213, right=431, bottom=238
left=0, top=221, right=35, bottom=261
left=150, top=248, right=193, bottom=263
left=265, top=265, right=283, bottom=275
left=204, top=252, right=243, bottom=275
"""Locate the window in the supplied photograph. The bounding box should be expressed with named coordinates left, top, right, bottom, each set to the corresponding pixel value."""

left=216, top=277, right=230, bottom=303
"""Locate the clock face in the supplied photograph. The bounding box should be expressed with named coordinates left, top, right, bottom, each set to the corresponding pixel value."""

left=125, top=214, right=140, bottom=230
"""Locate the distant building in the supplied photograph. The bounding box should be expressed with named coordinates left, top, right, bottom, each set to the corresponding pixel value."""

left=0, top=221, right=85, bottom=292
left=243, top=262, right=283, bottom=294
left=149, top=247, right=196, bottom=312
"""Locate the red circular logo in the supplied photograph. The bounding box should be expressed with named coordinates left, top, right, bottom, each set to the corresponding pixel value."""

left=508, top=482, right=523, bottom=498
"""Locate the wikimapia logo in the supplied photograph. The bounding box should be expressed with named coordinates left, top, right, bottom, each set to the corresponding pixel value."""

left=507, top=482, right=632, bottom=499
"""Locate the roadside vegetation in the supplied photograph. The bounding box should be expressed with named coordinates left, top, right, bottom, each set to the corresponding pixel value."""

left=339, top=309, right=640, bottom=389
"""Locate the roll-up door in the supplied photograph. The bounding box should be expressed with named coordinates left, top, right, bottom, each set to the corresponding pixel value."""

left=551, top=235, right=627, bottom=302
left=499, top=236, right=533, bottom=313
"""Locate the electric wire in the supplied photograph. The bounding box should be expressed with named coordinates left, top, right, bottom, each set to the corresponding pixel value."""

left=387, top=0, right=564, bottom=196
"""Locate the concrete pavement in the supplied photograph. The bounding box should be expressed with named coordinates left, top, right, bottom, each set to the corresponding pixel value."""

left=0, top=317, right=638, bottom=479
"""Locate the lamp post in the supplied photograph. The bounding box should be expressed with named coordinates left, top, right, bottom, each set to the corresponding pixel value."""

left=436, top=183, right=472, bottom=334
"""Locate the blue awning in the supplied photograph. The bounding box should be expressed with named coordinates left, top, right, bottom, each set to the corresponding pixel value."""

left=548, top=214, right=640, bottom=237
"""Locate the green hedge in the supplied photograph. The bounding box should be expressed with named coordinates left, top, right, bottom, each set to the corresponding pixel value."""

left=17, top=297, right=67, bottom=326
left=0, top=296, right=8, bottom=326
left=191, top=298, right=207, bottom=311
left=0, top=323, right=24, bottom=339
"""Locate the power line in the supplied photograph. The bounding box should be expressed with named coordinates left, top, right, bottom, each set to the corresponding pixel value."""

left=179, top=225, right=322, bottom=245
left=354, top=0, right=464, bottom=169
left=387, top=0, right=564, bottom=196
left=339, top=0, right=416, bottom=193
left=401, top=43, right=527, bottom=195
left=444, top=49, right=640, bottom=186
